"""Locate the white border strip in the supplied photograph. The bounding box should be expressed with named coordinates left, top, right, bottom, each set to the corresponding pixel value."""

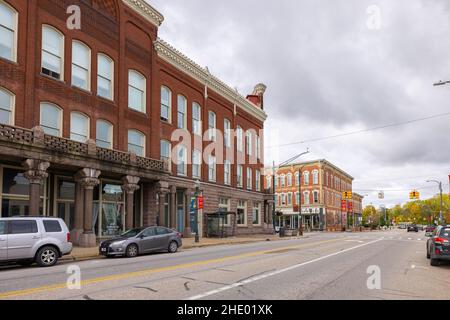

left=187, top=238, right=383, bottom=300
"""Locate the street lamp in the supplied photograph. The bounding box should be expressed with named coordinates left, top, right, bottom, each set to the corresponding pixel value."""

left=194, top=179, right=201, bottom=243
left=427, top=180, right=444, bottom=225
left=433, top=80, right=450, bottom=86
left=272, top=149, right=310, bottom=235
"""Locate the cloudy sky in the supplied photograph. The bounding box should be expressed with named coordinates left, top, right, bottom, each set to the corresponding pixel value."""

left=149, top=0, right=450, bottom=208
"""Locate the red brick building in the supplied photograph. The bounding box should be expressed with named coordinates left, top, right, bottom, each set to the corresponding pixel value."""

left=0, top=0, right=273, bottom=247
left=265, top=160, right=360, bottom=232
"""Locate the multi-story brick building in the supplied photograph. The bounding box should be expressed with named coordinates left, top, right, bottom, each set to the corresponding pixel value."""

left=265, top=159, right=359, bottom=232
left=0, top=0, right=273, bottom=247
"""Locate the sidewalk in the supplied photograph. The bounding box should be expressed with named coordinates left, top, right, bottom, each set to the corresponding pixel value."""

left=60, top=233, right=312, bottom=262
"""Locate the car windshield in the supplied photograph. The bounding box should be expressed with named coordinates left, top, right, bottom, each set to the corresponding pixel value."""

left=439, top=228, right=450, bottom=238
left=120, top=228, right=145, bottom=238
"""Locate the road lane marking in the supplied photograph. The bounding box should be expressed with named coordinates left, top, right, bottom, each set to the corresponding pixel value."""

left=0, top=237, right=348, bottom=299
left=187, top=238, right=384, bottom=300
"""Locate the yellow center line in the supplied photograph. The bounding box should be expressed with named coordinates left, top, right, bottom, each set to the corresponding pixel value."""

left=0, top=237, right=350, bottom=299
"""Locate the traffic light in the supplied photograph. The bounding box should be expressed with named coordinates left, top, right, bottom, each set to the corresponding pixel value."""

left=409, top=191, right=420, bottom=200
left=343, top=191, right=353, bottom=200
left=198, top=196, right=204, bottom=210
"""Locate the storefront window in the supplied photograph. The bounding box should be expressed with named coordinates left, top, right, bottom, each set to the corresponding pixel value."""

left=237, top=200, right=246, bottom=226
left=99, top=183, right=124, bottom=237
left=56, top=178, right=75, bottom=230
left=253, top=202, right=261, bottom=225
left=3, top=168, right=29, bottom=196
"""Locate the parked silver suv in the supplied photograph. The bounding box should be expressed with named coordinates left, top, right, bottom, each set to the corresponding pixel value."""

left=0, top=217, right=73, bottom=267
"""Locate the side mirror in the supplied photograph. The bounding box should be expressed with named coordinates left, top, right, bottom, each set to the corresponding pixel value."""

left=139, top=234, right=145, bottom=239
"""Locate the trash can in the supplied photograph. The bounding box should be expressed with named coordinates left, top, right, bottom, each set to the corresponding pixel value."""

left=279, top=227, right=285, bottom=238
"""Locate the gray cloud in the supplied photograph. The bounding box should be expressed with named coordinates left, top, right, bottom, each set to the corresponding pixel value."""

left=149, top=0, right=450, bottom=207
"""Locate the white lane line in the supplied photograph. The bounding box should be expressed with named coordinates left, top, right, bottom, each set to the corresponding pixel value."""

left=187, top=238, right=383, bottom=300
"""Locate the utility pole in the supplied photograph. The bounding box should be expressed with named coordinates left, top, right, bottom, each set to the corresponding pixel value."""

left=427, top=180, right=444, bottom=225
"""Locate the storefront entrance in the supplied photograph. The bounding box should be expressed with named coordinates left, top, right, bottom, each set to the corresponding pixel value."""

left=93, top=181, right=125, bottom=238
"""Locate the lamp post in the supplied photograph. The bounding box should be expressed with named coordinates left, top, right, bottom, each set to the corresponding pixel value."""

left=194, top=179, right=201, bottom=243
left=427, top=180, right=444, bottom=225
left=433, top=80, right=450, bottom=87
left=272, top=149, right=310, bottom=235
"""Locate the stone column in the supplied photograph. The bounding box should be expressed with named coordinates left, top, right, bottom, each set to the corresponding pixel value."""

left=78, top=168, right=101, bottom=248
left=184, top=189, right=192, bottom=238
left=170, top=185, right=177, bottom=230
left=71, top=178, right=85, bottom=245
left=22, top=159, right=50, bottom=216
left=122, top=176, right=140, bottom=231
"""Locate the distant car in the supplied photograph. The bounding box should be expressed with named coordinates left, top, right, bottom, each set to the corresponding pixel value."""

left=427, top=225, right=450, bottom=266
left=425, top=225, right=436, bottom=237
left=99, top=226, right=183, bottom=258
left=417, top=225, right=424, bottom=231
left=0, top=217, right=72, bottom=267
left=398, top=225, right=407, bottom=230
left=407, top=225, right=419, bottom=232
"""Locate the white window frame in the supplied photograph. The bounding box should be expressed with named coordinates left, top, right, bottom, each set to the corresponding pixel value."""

left=236, top=126, right=243, bottom=152
left=176, top=144, right=187, bottom=176
left=256, top=135, right=261, bottom=160
left=237, top=165, right=243, bottom=188
left=40, top=102, right=62, bottom=137
left=313, top=190, right=320, bottom=204
left=128, top=70, right=146, bottom=113
left=0, top=1, right=18, bottom=62
left=295, top=172, right=300, bottom=186
left=236, top=200, right=247, bottom=227
left=252, top=202, right=261, bottom=226
left=177, top=95, right=187, bottom=129
left=97, top=53, right=114, bottom=100
left=280, top=174, right=286, bottom=187
left=287, top=192, right=292, bottom=205
left=96, top=119, right=113, bottom=149
left=71, top=40, right=91, bottom=91
left=192, top=102, right=202, bottom=136
left=70, top=112, right=90, bottom=143
left=160, top=139, right=171, bottom=163
left=41, top=25, right=64, bottom=80
left=208, top=111, right=216, bottom=141
left=224, top=160, right=231, bottom=186
left=219, top=198, right=231, bottom=226
left=313, top=170, right=319, bottom=185
left=160, top=86, right=172, bottom=123
left=192, top=149, right=201, bottom=179
left=246, top=131, right=253, bottom=156
left=208, top=156, right=216, bottom=182
left=304, top=191, right=310, bottom=205
left=247, top=167, right=253, bottom=190
left=0, top=87, right=15, bottom=125
left=224, top=118, right=231, bottom=148
left=303, top=171, right=310, bottom=186
left=287, top=173, right=292, bottom=187
left=127, top=129, right=146, bottom=157
left=256, top=170, right=261, bottom=192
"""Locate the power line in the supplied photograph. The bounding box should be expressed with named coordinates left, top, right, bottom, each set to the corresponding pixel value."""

left=267, top=111, right=450, bottom=149
left=353, top=183, right=449, bottom=193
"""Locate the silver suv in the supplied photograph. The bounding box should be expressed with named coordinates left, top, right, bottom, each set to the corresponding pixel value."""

left=0, top=217, right=73, bottom=267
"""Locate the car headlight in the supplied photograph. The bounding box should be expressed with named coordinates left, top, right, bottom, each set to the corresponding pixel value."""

left=111, top=241, right=126, bottom=247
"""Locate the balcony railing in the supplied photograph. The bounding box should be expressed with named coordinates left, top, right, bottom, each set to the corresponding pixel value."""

left=0, top=123, right=167, bottom=173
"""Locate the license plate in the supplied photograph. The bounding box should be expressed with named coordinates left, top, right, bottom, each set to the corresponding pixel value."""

left=101, top=248, right=107, bottom=252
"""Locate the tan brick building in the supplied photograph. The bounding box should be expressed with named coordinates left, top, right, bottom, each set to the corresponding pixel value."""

left=265, top=159, right=361, bottom=232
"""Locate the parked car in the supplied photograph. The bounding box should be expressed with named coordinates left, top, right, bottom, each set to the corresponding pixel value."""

left=99, top=226, right=183, bottom=258
left=426, top=225, right=450, bottom=266
left=0, top=217, right=72, bottom=267
left=407, top=225, right=419, bottom=232
left=417, top=225, right=424, bottom=231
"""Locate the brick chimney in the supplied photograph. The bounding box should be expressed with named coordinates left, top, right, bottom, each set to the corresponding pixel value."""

left=246, top=83, right=267, bottom=109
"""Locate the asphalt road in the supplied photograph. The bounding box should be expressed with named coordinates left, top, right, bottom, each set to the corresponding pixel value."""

left=0, top=229, right=449, bottom=300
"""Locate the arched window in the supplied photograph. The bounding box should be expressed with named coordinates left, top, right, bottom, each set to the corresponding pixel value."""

left=40, top=102, right=62, bottom=136
left=303, top=191, right=310, bottom=205
left=70, top=112, right=89, bottom=142
left=303, top=171, right=310, bottom=186
left=0, top=87, right=14, bottom=125
left=128, top=129, right=145, bottom=157
left=0, top=1, right=17, bottom=62
left=177, top=95, right=187, bottom=129
left=160, top=86, right=171, bottom=122
left=72, top=40, right=91, bottom=91
left=208, top=111, right=216, bottom=141
left=128, top=70, right=146, bottom=113
left=287, top=173, right=293, bottom=187
left=96, top=120, right=113, bottom=149
left=41, top=25, right=64, bottom=80
left=236, top=126, right=243, bottom=152
left=295, top=172, right=300, bottom=186
left=97, top=53, right=113, bottom=100
left=192, top=102, right=201, bottom=136
left=313, top=191, right=320, bottom=203
left=312, top=170, right=319, bottom=185
left=280, top=174, right=286, bottom=187
left=192, top=149, right=201, bottom=178
left=176, top=144, right=187, bottom=176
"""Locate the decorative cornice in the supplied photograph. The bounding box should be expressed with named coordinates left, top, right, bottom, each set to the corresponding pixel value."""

left=154, top=38, right=268, bottom=123
left=122, top=0, right=164, bottom=27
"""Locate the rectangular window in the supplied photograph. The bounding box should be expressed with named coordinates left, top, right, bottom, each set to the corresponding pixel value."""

left=287, top=193, right=292, bottom=205
left=208, top=111, right=216, bottom=141
left=192, top=149, right=201, bottom=178
left=237, top=126, right=243, bottom=152
left=246, top=132, right=253, bottom=156
left=40, top=103, right=61, bottom=136
left=224, top=160, right=231, bottom=185
left=237, top=200, right=247, bottom=226
left=43, top=220, right=62, bottom=233
left=161, top=86, right=171, bottom=122
left=97, top=54, right=113, bottom=100
left=208, top=156, right=216, bottom=182
left=72, top=41, right=91, bottom=91
left=96, top=120, right=113, bottom=149
left=253, top=203, right=261, bottom=225
left=237, top=165, right=243, bottom=188
left=219, top=198, right=230, bottom=225
left=314, top=191, right=319, bottom=203
left=10, top=220, right=38, bottom=234
left=192, top=103, right=202, bottom=135
left=256, top=170, right=261, bottom=192
left=247, top=168, right=252, bottom=190
left=42, top=26, right=63, bottom=80
left=0, top=2, right=16, bottom=62
left=256, top=135, right=261, bottom=160
left=128, top=130, right=145, bottom=157
left=128, top=70, right=146, bottom=113
left=161, top=140, right=171, bottom=163
left=224, top=119, right=231, bottom=148
left=177, top=95, right=187, bottom=129
left=176, top=146, right=187, bottom=176
left=0, top=88, right=14, bottom=125
left=70, top=112, right=89, bottom=142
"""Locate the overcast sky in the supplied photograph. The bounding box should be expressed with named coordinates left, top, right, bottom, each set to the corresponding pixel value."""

left=149, top=0, right=450, bottom=208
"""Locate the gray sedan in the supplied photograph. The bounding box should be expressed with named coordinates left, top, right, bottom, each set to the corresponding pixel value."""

left=99, top=226, right=183, bottom=258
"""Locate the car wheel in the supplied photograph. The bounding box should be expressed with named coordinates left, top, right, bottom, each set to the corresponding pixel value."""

left=36, top=246, right=59, bottom=267
left=125, top=244, right=139, bottom=258
left=430, top=258, right=440, bottom=267
left=168, top=241, right=178, bottom=253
